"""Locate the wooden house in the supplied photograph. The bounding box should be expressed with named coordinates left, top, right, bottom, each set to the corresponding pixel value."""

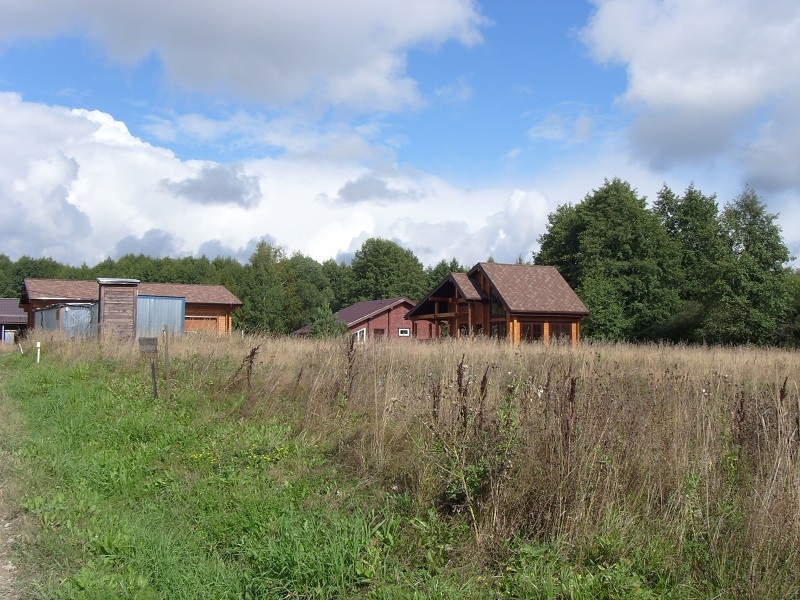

left=20, top=278, right=242, bottom=338
left=294, top=297, right=431, bottom=341
left=405, top=262, right=589, bottom=346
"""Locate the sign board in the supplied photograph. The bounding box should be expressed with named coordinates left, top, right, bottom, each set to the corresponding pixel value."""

left=138, top=337, right=159, bottom=358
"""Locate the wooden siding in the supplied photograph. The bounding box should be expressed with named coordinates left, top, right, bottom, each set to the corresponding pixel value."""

left=185, top=305, right=233, bottom=335
left=407, top=264, right=586, bottom=347
left=98, top=283, right=137, bottom=341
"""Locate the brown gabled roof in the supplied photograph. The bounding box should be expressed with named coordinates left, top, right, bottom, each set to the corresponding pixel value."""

left=474, top=262, right=588, bottom=315
left=407, top=263, right=589, bottom=319
left=405, top=272, right=481, bottom=319
left=0, top=298, right=27, bottom=324
left=22, top=278, right=242, bottom=306
left=451, top=273, right=483, bottom=301
left=337, top=297, right=414, bottom=327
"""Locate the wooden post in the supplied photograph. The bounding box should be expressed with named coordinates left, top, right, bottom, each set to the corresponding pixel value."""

left=163, top=325, right=170, bottom=403
left=150, top=358, right=158, bottom=398
left=138, top=336, right=159, bottom=398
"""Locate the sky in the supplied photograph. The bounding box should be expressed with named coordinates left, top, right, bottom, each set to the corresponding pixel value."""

left=1, top=0, right=799, bottom=269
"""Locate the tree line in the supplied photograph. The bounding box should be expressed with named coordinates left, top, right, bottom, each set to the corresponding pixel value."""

left=2, top=178, right=798, bottom=345
left=0, top=239, right=466, bottom=335
left=534, top=178, right=800, bottom=346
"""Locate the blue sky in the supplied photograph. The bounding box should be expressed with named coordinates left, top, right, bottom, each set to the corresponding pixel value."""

left=1, top=0, right=798, bottom=268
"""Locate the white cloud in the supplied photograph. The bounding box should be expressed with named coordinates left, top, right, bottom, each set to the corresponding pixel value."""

left=0, top=0, right=486, bottom=112
left=3, top=90, right=798, bottom=272
left=0, top=91, right=562, bottom=268
left=582, top=0, right=800, bottom=189
left=161, top=163, right=262, bottom=208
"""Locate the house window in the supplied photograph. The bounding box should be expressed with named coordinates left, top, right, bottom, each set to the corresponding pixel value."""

left=374, top=328, right=385, bottom=339
left=521, top=322, right=544, bottom=342
left=353, top=328, right=367, bottom=342
left=490, top=291, right=505, bottom=317
left=550, top=322, right=573, bottom=342
left=398, top=328, right=410, bottom=337
left=490, top=323, right=506, bottom=339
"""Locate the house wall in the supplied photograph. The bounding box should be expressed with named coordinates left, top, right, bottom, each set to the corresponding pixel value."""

left=351, top=304, right=429, bottom=340
left=420, top=272, right=582, bottom=347
left=185, top=304, right=234, bottom=335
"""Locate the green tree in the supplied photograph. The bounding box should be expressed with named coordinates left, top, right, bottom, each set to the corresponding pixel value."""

left=321, top=259, right=356, bottom=311
left=350, top=238, right=428, bottom=302
left=781, top=268, right=800, bottom=347
left=425, top=258, right=466, bottom=290
left=309, top=301, right=349, bottom=337
left=653, top=184, right=726, bottom=341
left=0, top=254, right=14, bottom=297
left=9, top=256, right=67, bottom=297
left=235, top=242, right=289, bottom=333
left=211, top=256, right=247, bottom=302
left=534, top=178, right=682, bottom=341
left=701, top=187, right=792, bottom=345
left=280, top=253, right=335, bottom=332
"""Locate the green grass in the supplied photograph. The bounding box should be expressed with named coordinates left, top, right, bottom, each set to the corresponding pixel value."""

left=1, top=349, right=479, bottom=598
left=1, top=336, right=798, bottom=598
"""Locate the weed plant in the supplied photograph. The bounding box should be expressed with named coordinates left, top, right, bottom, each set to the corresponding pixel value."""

left=1, top=331, right=798, bottom=598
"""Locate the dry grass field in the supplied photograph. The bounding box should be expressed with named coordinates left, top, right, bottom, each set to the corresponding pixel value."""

left=5, top=332, right=799, bottom=597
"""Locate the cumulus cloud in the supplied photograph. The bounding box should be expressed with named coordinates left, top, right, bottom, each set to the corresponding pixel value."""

left=1, top=150, right=91, bottom=259
left=582, top=0, right=800, bottom=189
left=0, top=0, right=486, bottom=112
left=161, top=163, right=262, bottom=208
left=197, top=236, right=277, bottom=264
left=388, top=188, right=553, bottom=266
left=435, top=76, right=474, bottom=103
left=329, top=171, right=423, bottom=204
left=112, top=229, right=181, bottom=259
left=526, top=107, right=595, bottom=145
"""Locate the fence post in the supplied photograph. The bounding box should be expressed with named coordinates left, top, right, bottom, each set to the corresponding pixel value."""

left=163, top=325, right=170, bottom=403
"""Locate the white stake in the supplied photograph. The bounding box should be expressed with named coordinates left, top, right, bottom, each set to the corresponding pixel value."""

left=36, top=341, right=41, bottom=363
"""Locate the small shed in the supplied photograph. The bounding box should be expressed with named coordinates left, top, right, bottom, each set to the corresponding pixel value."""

left=21, top=278, right=242, bottom=338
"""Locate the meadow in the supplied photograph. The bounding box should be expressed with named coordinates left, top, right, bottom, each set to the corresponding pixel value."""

left=0, top=333, right=798, bottom=598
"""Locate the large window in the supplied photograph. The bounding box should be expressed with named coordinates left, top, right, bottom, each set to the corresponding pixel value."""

left=490, top=291, right=506, bottom=317
left=490, top=323, right=507, bottom=339
left=550, top=322, right=573, bottom=342
left=521, top=322, right=544, bottom=342
left=353, top=328, right=367, bottom=342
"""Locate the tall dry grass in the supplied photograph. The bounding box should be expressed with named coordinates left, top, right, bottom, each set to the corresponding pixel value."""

left=21, top=331, right=800, bottom=594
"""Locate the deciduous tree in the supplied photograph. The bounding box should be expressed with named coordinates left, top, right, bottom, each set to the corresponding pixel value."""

left=534, top=178, right=682, bottom=340
left=350, top=238, right=428, bottom=303
left=701, top=186, right=792, bottom=345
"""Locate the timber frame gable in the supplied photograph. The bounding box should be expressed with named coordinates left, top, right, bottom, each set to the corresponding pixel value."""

left=406, top=262, right=589, bottom=346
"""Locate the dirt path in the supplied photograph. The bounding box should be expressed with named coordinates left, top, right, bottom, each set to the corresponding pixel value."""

left=0, top=361, right=23, bottom=600
left=0, top=484, right=20, bottom=600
